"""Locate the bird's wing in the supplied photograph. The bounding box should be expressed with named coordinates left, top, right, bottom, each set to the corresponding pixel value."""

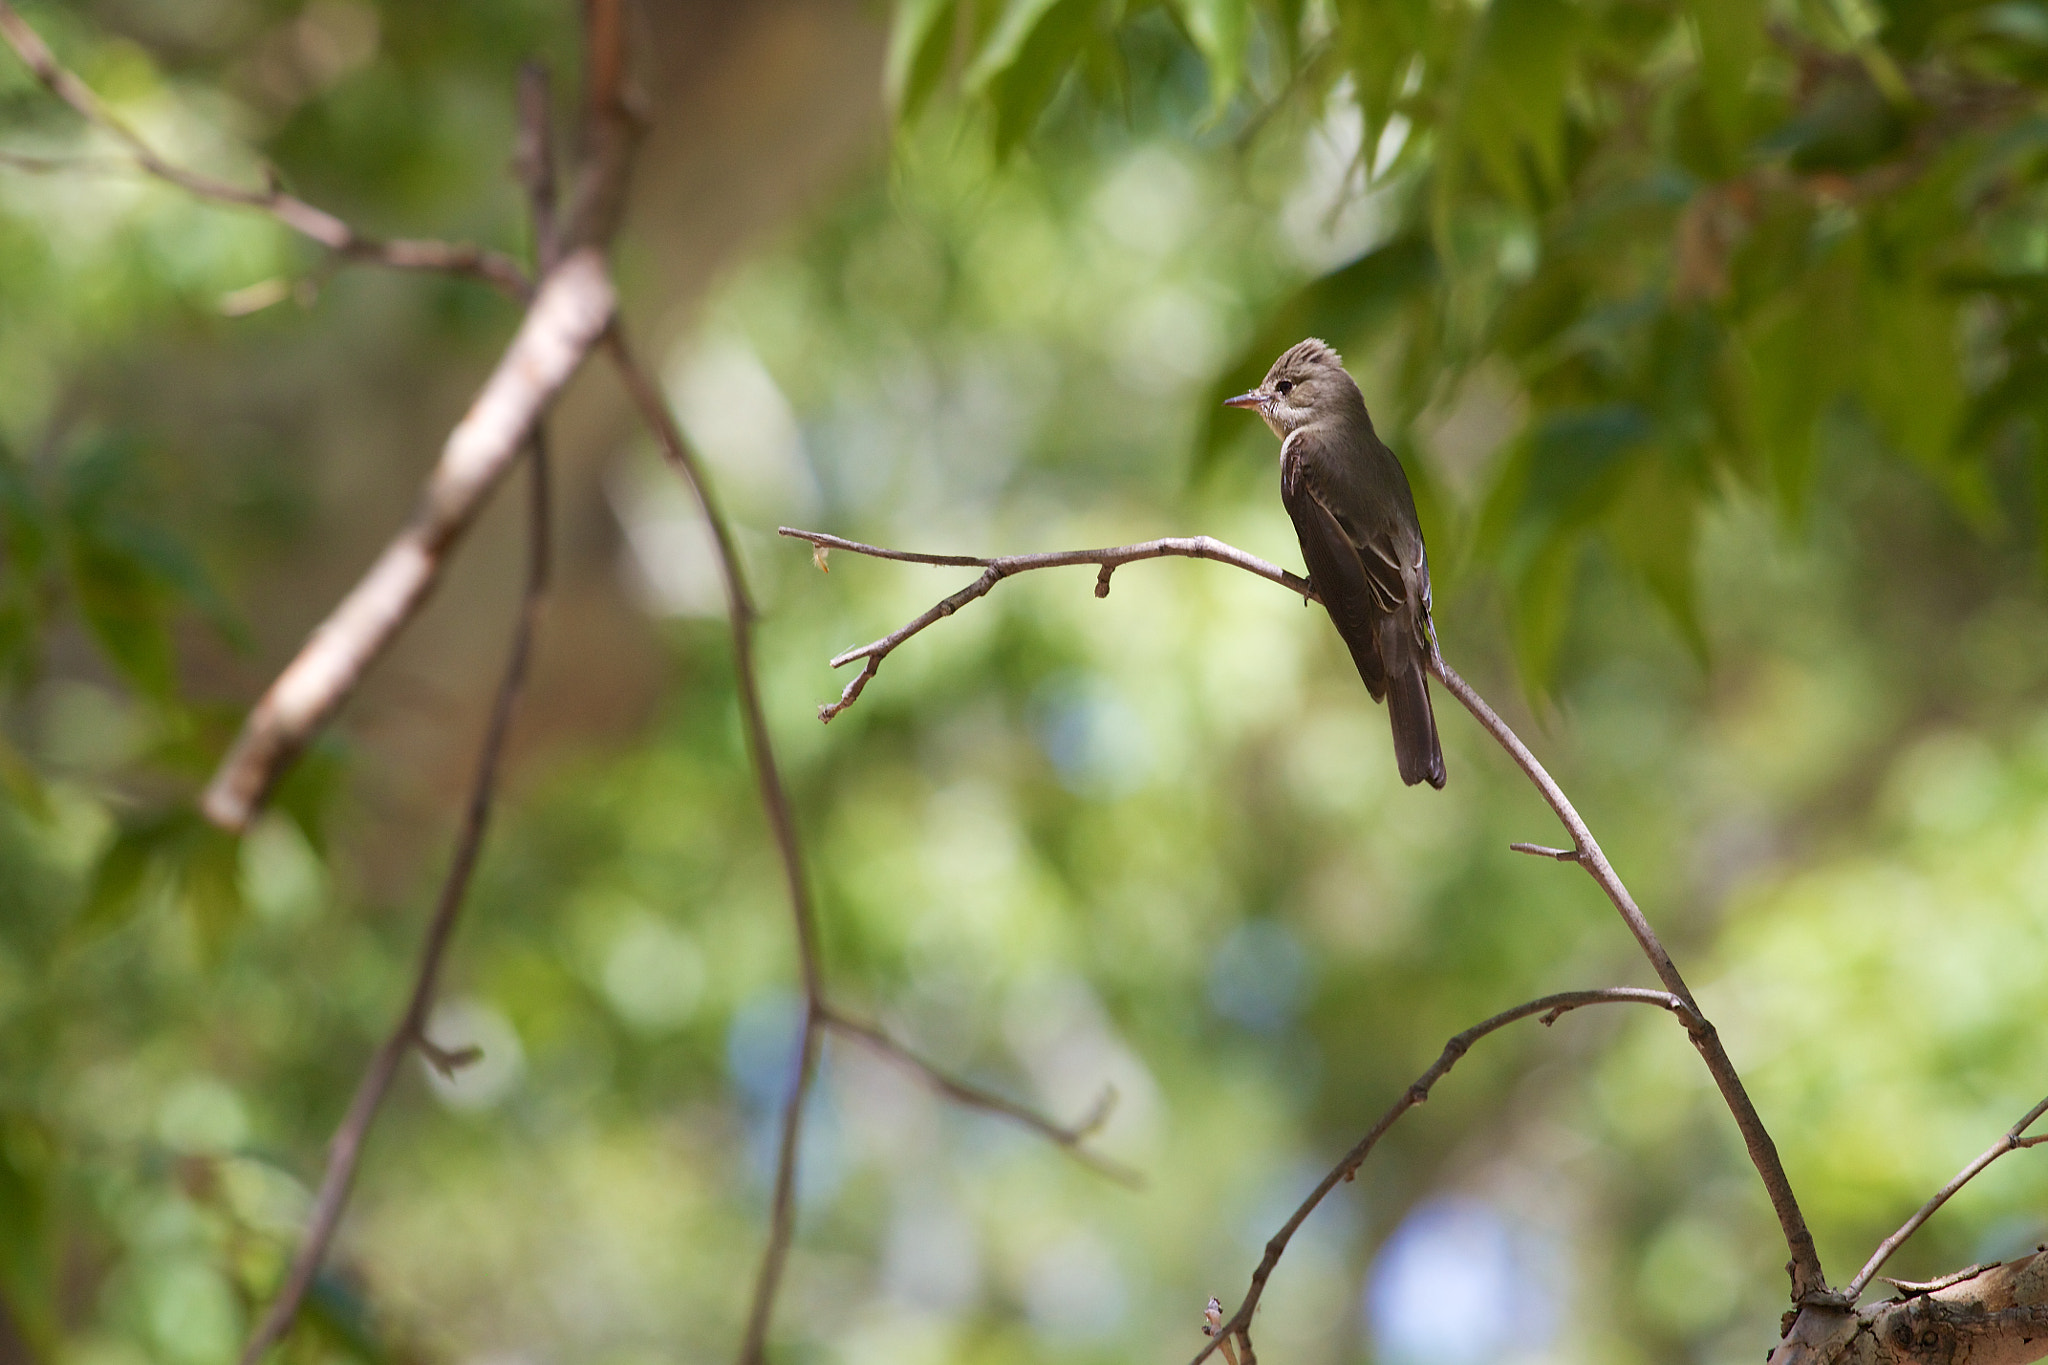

left=1281, top=435, right=1390, bottom=701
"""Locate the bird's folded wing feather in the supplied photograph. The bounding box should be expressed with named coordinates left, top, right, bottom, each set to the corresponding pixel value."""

left=1282, top=442, right=1394, bottom=700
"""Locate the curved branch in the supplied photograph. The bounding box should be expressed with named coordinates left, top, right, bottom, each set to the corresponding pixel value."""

left=1429, top=658, right=1826, bottom=1301
left=604, top=335, right=823, bottom=1365
left=782, top=526, right=1828, bottom=1303
left=1841, top=1094, right=2048, bottom=1302
left=1190, top=988, right=1694, bottom=1365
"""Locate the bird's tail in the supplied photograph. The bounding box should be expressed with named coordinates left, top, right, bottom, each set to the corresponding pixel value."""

left=1380, top=616, right=1445, bottom=789
left=1388, top=661, right=1444, bottom=788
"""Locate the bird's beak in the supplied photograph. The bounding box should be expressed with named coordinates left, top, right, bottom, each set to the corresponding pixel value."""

left=1223, top=389, right=1268, bottom=410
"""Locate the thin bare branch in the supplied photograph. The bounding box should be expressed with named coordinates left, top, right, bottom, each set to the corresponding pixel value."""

left=1428, top=658, right=1827, bottom=1302
left=1842, top=1095, right=2048, bottom=1302
left=515, top=63, right=560, bottom=271
left=744, top=1002, right=821, bottom=1365
left=239, top=429, right=551, bottom=1365
left=0, top=1, right=528, bottom=297
left=784, top=526, right=1830, bottom=1302
left=200, top=247, right=614, bottom=832
left=777, top=528, right=1314, bottom=721
left=817, top=1005, right=1140, bottom=1186
left=561, top=0, right=644, bottom=251
left=602, top=332, right=824, bottom=1364
left=1190, top=988, right=1694, bottom=1365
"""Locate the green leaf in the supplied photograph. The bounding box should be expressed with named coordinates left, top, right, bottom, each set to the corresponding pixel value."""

left=1170, top=0, right=1250, bottom=112
left=1688, top=0, right=1762, bottom=162
left=1607, top=455, right=1709, bottom=665
left=179, top=820, right=246, bottom=960
left=1335, top=0, right=1434, bottom=152
left=72, top=808, right=251, bottom=955
left=1758, top=72, right=1910, bottom=175
left=74, top=811, right=182, bottom=940
left=1453, top=0, right=1583, bottom=206
left=887, top=0, right=956, bottom=121
left=1515, top=403, right=1653, bottom=541
left=54, top=434, right=246, bottom=699
left=65, top=528, right=176, bottom=701
left=965, top=0, right=1099, bottom=154
left=1508, top=533, right=1582, bottom=696
left=1741, top=252, right=1859, bottom=521
left=1858, top=276, right=1970, bottom=504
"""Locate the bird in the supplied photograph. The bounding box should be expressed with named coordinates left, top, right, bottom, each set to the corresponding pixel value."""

left=1225, top=338, right=1446, bottom=789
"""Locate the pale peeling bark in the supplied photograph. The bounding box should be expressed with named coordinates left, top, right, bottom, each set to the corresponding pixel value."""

left=1773, top=1253, right=2048, bottom=1365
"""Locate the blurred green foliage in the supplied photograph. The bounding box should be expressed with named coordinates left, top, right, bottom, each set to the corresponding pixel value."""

left=901, top=0, right=2048, bottom=687
left=1, top=3, right=2047, bottom=1365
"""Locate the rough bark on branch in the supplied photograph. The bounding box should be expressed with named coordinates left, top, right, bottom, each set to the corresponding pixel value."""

left=1775, top=1253, right=2048, bottom=1365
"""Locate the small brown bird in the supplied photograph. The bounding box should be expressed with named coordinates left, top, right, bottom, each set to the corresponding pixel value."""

left=1226, top=339, right=1445, bottom=788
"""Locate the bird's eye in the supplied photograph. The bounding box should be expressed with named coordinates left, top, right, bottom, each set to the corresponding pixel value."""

left=1276, top=380, right=1294, bottom=395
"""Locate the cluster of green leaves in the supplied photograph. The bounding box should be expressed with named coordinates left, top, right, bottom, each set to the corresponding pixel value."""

left=894, top=0, right=2048, bottom=687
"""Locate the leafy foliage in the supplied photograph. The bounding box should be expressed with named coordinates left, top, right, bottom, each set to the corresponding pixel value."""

left=899, top=0, right=2048, bottom=684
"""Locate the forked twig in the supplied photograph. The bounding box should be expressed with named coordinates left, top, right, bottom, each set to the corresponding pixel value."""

left=780, top=526, right=1831, bottom=1306
left=609, top=347, right=1135, bottom=1365
left=781, top=529, right=1313, bottom=721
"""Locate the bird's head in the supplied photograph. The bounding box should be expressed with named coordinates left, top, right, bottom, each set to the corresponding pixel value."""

left=1223, top=338, right=1360, bottom=439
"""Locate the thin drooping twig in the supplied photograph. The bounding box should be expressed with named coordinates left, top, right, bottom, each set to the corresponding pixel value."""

left=1841, top=1094, right=2048, bottom=1302
left=781, top=529, right=1313, bottom=720
left=0, top=1, right=528, bottom=297
left=199, top=247, right=614, bottom=831
left=610, top=333, right=819, bottom=997
left=602, top=327, right=820, bottom=1365
left=778, top=526, right=1830, bottom=1303
left=239, top=430, right=552, bottom=1365
left=817, top=1005, right=1140, bottom=1186
left=1187, top=988, right=1694, bottom=1365
left=608, top=345, right=1135, bottom=1365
